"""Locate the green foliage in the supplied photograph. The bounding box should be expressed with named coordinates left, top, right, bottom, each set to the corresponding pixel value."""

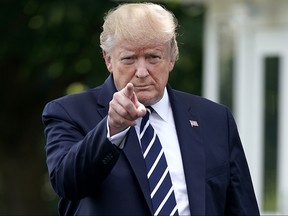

left=167, top=2, right=204, bottom=95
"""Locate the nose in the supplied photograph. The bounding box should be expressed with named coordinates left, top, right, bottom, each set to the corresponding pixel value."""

left=135, top=58, right=149, bottom=78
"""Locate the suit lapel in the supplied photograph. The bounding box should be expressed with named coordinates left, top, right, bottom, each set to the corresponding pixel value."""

left=168, top=87, right=206, bottom=215
left=96, top=75, right=116, bottom=117
left=123, top=128, right=154, bottom=213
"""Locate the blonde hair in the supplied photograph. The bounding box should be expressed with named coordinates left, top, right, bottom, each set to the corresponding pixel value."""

left=100, top=3, right=179, bottom=61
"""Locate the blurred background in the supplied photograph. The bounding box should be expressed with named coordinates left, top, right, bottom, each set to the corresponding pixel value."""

left=0, top=0, right=287, bottom=214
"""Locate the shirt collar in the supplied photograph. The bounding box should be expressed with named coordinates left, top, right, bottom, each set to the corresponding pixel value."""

left=151, top=88, right=170, bottom=122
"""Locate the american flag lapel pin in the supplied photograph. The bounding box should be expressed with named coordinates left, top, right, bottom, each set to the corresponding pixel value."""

left=189, top=120, right=199, bottom=127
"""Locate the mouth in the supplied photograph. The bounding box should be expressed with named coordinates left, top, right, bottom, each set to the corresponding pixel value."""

left=134, top=84, right=152, bottom=91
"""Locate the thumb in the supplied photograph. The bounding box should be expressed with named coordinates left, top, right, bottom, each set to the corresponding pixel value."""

left=136, top=102, right=147, bottom=117
left=131, top=92, right=146, bottom=117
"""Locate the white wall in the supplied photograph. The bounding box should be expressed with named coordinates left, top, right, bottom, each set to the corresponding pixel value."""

left=202, top=0, right=288, bottom=214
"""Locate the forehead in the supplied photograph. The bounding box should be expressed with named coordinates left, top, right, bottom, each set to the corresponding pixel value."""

left=114, top=42, right=169, bottom=55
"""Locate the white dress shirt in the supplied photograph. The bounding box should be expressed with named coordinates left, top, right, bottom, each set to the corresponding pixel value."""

left=108, top=88, right=191, bottom=215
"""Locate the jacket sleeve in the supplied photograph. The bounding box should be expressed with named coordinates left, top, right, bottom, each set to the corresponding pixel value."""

left=42, top=100, right=121, bottom=200
left=225, top=108, right=260, bottom=215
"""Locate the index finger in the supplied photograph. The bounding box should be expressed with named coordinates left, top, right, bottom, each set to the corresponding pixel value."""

left=122, top=83, right=134, bottom=99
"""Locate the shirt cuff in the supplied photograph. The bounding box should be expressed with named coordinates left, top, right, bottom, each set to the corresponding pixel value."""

left=107, top=120, right=130, bottom=149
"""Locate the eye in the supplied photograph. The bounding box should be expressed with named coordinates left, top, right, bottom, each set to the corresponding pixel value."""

left=121, top=56, right=135, bottom=65
left=148, top=55, right=161, bottom=64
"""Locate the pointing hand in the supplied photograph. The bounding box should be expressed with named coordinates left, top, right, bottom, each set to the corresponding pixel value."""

left=108, top=83, right=147, bottom=136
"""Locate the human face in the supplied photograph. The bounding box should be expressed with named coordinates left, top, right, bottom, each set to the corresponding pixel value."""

left=104, top=42, right=175, bottom=106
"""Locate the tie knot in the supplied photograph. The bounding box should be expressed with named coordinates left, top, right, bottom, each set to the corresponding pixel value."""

left=144, top=106, right=154, bottom=120
left=140, top=106, right=153, bottom=132
left=146, top=106, right=154, bottom=115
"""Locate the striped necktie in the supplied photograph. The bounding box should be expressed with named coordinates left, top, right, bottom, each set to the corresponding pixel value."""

left=140, top=107, right=179, bottom=216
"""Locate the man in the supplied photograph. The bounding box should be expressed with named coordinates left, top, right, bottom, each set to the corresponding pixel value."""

left=42, top=2, right=260, bottom=215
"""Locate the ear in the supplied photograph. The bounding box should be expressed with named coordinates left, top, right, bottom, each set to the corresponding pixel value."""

left=103, top=51, right=113, bottom=73
left=168, top=60, right=175, bottom=73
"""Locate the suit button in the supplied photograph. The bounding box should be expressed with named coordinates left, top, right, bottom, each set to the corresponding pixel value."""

left=102, top=159, right=107, bottom=165
left=102, top=153, right=114, bottom=165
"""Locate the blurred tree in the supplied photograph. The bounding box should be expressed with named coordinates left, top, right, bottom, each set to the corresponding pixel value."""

left=0, top=0, right=203, bottom=214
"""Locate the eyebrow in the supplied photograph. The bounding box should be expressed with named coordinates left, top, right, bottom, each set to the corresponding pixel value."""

left=118, top=46, right=165, bottom=58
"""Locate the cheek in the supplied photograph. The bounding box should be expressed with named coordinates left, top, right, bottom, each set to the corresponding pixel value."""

left=155, top=70, right=169, bottom=87
left=113, top=68, right=135, bottom=90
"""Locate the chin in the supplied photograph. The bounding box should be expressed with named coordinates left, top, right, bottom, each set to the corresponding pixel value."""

left=138, top=93, right=161, bottom=106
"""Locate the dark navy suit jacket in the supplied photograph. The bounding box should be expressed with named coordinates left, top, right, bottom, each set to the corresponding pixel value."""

left=42, top=75, right=259, bottom=215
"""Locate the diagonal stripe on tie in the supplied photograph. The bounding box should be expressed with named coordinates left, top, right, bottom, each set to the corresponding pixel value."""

left=151, top=167, right=169, bottom=198
left=140, top=107, right=179, bottom=216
